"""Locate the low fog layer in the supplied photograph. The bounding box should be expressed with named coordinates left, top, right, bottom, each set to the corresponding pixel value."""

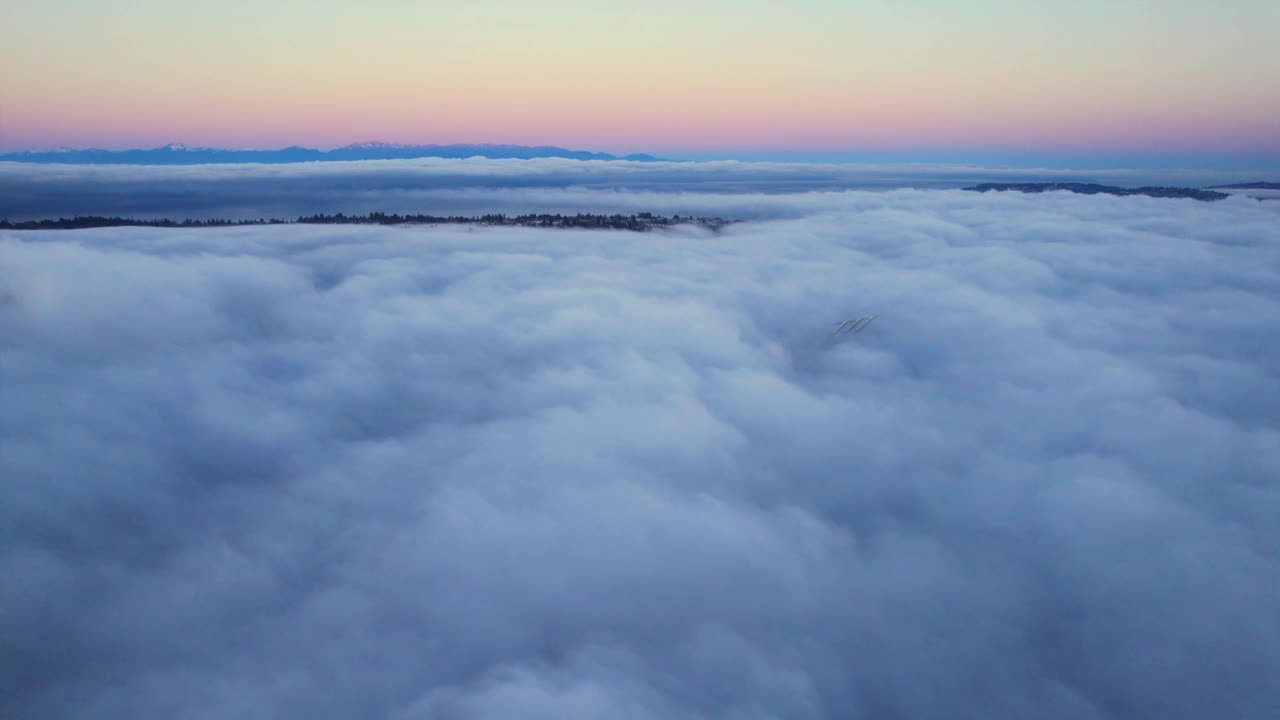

left=0, top=157, right=1267, bottom=221
left=3, top=190, right=1279, bottom=719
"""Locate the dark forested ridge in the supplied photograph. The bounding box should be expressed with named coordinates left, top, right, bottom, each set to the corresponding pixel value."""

left=0, top=212, right=732, bottom=232
left=964, top=183, right=1230, bottom=201
left=1204, top=181, right=1280, bottom=190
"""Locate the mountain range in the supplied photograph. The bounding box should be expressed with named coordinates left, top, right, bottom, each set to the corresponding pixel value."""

left=0, top=141, right=662, bottom=165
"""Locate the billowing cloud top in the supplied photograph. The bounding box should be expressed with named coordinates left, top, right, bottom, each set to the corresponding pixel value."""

left=2, top=189, right=1279, bottom=719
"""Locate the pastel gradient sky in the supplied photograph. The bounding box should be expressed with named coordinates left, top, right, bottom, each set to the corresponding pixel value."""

left=3, top=0, right=1278, bottom=161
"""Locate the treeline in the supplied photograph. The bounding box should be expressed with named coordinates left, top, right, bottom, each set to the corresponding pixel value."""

left=0, top=212, right=732, bottom=232
left=0, top=216, right=282, bottom=230
left=964, top=183, right=1229, bottom=202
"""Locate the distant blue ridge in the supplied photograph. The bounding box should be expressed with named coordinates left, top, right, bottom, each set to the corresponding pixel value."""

left=0, top=142, right=664, bottom=165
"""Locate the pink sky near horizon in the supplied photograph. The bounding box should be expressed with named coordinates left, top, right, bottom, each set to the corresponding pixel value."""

left=6, top=97, right=1276, bottom=155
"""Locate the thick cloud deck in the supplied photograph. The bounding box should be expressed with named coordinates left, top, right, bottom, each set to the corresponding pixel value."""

left=2, top=190, right=1279, bottom=719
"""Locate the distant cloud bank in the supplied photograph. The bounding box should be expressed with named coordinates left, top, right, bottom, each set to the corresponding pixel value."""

left=1, top=157, right=1271, bottom=221
left=3, top=189, right=1278, bottom=719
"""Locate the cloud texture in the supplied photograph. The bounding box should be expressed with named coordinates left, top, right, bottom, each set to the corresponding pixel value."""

left=3, top=189, right=1279, bottom=719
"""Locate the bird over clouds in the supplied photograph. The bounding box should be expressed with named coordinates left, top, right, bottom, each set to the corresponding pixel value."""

left=2, top=188, right=1279, bottom=719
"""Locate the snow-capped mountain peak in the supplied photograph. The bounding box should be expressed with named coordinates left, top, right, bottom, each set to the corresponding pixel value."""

left=343, top=140, right=407, bottom=150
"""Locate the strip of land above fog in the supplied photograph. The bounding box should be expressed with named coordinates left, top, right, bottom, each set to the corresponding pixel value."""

left=6, top=182, right=1276, bottom=231
left=962, top=181, right=1254, bottom=198
left=0, top=212, right=732, bottom=232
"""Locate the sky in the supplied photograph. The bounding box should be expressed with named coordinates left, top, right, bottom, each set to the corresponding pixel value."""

left=4, top=190, right=1279, bottom=718
left=2, top=0, right=1278, bottom=163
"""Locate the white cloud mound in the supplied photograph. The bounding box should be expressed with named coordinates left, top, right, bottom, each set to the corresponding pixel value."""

left=2, top=190, right=1279, bottom=719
